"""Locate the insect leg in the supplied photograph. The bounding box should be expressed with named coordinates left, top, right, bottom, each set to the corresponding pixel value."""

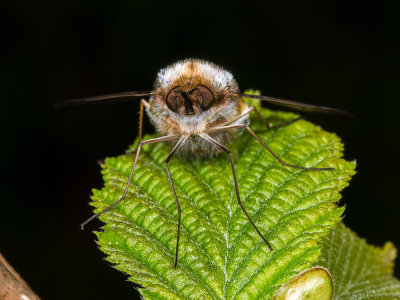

left=218, top=107, right=254, bottom=127
left=138, top=99, right=150, bottom=144
left=80, top=134, right=179, bottom=229
left=251, top=106, right=301, bottom=130
left=245, top=126, right=334, bottom=171
left=208, top=123, right=247, bottom=133
left=163, top=136, right=188, bottom=268
left=264, top=117, right=301, bottom=130
left=201, top=133, right=273, bottom=251
left=218, top=106, right=300, bottom=130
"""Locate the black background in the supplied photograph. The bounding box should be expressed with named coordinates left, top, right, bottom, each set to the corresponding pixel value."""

left=1, top=1, right=399, bottom=299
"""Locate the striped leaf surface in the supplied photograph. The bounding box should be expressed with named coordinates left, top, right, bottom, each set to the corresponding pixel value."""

left=91, top=96, right=355, bottom=299
left=318, top=222, right=400, bottom=299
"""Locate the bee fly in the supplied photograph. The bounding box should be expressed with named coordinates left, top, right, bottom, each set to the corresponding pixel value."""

left=57, top=59, right=351, bottom=268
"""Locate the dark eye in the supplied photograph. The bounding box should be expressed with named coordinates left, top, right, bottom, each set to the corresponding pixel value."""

left=195, top=85, right=214, bottom=110
left=166, top=87, right=182, bottom=112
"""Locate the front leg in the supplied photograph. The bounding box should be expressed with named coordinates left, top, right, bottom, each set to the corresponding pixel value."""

left=219, top=106, right=301, bottom=131
left=245, top=126, right=335, bottom=171
left=163, top=136, right=188, bottom=268
left=207, top=124, right=334, bottom=171
left=200, top=133, right=273, bottom=251
left=81, top=134, right=179, bottom=229
left=138, top=99, right=150, bottom=144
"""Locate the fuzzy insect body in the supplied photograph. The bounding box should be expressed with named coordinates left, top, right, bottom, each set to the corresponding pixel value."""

left=146, top=59, right=249, bottom=156
left=58, top=58, right=350, bottom=268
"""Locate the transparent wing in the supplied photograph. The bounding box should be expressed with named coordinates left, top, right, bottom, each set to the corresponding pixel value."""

left=236, top=93, right=353, bottom=116
left=54, top=91, right=152, bottom=109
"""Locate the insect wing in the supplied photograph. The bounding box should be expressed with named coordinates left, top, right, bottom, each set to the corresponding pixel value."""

left=54, top=91, right=152, bottom=109
left=237, top=93, right=353, bottom=116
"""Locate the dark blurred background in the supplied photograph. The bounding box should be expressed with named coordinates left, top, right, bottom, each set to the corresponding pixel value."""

left=1, top=1, right=399, bottom=299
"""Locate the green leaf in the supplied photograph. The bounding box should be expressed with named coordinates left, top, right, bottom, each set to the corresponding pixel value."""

left=318, top=222, right=400, bottom=299
left=91, top=92, right=355, bottom=299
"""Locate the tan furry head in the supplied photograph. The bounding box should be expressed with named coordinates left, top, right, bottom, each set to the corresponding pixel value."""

left=146, top=59, right=249, bottom=155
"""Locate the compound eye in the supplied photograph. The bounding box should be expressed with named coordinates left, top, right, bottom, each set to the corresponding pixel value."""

left=166, top=87, right=182, bottom=113
left=195, top=85, right=214, bottom=110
